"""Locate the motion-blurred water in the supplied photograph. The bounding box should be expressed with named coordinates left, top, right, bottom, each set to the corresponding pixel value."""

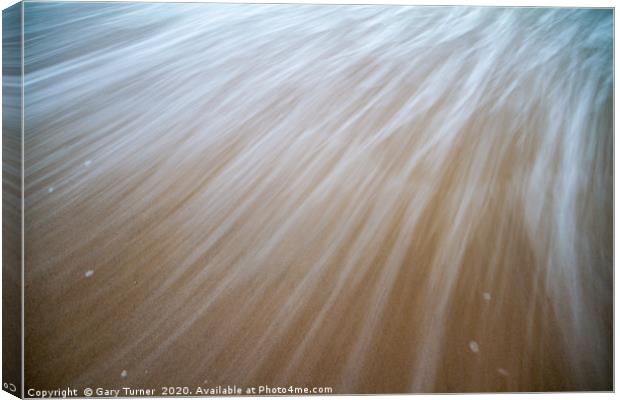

left=20, top=3, right=612, bottom=392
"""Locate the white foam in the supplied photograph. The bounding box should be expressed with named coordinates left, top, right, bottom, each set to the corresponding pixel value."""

left=468, top=341, right=480, bottom=353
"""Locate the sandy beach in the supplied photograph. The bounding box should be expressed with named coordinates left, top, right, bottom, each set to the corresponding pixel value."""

left=19, top=4, right=612, bottom=393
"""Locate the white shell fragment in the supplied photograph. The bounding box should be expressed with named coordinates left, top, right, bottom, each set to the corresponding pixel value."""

left=482, top=292, right=491, bottom=301
left=121, top=370, right=128, bottom=378
left=468, top=341, right=480, bottom=353
left=84, top=270, right=94, bottom=278
left=84, top=160, right=92, bottom=167
left=48, top=187, right=54, bottom=193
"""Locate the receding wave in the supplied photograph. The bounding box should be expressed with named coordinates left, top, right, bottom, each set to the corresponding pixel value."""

left=22, top=3, right=612, bottom=393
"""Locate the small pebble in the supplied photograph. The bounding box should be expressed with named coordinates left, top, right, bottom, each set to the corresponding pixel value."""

left=468, top=341, right=480, bottom=353
left=47, top=187, right=54, bottom=193
left=482, top=292, right=491, bottom=301
left=497, top=368, right=509, bottom=376
left=120, top=370, right=128, bottom=378
left=84, top=160, right=92, bottom=167
left=84, top=270, right=94, bottom=278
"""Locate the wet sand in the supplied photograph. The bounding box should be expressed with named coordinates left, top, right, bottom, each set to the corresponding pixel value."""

left=21, top=4, right=612, bottom=393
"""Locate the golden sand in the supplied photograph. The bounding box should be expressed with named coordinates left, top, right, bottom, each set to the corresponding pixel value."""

left=18, top=4, right=612, bottom=393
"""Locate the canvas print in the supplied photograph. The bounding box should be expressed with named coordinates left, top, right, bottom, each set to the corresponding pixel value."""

left=2, top=1, right=614, bottom=397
